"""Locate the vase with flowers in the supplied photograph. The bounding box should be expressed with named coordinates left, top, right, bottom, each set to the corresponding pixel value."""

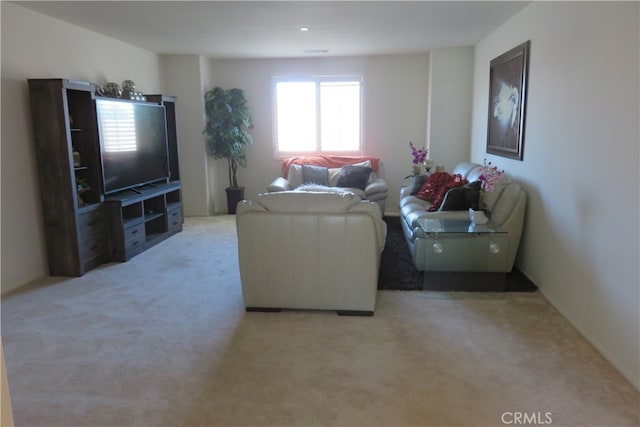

left=479, top=158, right=505, bottom=192
left=408, top=141, right=428, bottom=177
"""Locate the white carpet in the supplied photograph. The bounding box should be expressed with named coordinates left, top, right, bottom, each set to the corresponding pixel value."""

left=2, top=216, right=638, bottom=427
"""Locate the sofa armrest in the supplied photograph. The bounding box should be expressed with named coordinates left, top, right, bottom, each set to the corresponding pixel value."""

left=399, top=185, right=413, bottom=199
left=365, top=178, right=388, bottom=201
left=268, top=176, right=291, bottom=192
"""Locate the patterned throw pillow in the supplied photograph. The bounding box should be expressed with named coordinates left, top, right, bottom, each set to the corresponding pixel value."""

left=416, top=172, right=468, bottom=211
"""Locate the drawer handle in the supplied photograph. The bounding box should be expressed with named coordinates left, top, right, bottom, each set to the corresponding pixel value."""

left=131, top=229, right=138, bottom=235
left=132, top=241, right=139, bottom=246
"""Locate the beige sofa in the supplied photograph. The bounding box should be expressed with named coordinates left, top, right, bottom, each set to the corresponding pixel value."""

left=236, top=191, right=386, bottom=315
left=267, top=156, right=389, bottom=213
left=400, top=162, right=526, bottom=272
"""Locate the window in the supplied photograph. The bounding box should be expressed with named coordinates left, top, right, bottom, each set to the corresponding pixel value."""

left=274, top=76, right=362, bottom=157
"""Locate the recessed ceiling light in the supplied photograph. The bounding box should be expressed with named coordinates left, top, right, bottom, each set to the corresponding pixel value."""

left=299, top=27, right=309, bottom=32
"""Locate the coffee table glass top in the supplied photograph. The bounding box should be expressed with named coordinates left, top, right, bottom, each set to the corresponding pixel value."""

left=417, top=218, right=506, bottom=234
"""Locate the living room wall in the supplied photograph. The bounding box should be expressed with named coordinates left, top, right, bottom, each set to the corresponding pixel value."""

left=1, top=3, right=163, bottom=294
left=202, top=54, right=430, bottom=214
left=470, top=1, right=639, bottom=388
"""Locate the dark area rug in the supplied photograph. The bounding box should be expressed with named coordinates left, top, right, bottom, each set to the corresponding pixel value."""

left=377, top=216, right=537, bottom=292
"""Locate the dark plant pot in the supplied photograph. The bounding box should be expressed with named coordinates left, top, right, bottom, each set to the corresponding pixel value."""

left=225, top=187, right=245, bottom=214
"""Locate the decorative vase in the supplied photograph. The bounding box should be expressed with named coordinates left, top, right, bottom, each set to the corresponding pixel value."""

left=104, top=82, right=122, bottom=98
left=226, top=187, right=245, bottom=214
left=412, top=164, right=421, bottom=176
left=424, top=159, right=434, bottom=173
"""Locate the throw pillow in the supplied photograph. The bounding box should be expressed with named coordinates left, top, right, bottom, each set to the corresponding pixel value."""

left=287, top=164, right=304, bottom=189
left=440, top=180, right=481, bottom=211
left=301, top=165, right=329, bottom=186
left=328, top=160, right=374, bottom=186
left=409, top=174, right=429, bottom=195
left=416, top=172, right=468, bottom=211
left=335, top=165, right=372, bottom=191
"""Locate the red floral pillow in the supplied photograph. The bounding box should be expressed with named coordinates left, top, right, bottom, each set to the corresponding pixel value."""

left=416, top=172, right=468, bottom=211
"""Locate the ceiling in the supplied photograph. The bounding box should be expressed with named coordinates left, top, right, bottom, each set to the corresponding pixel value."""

left=14, top=1, right=530, bottom=59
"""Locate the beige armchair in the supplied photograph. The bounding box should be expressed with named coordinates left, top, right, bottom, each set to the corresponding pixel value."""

left=236, top=191, right=386, bottom=315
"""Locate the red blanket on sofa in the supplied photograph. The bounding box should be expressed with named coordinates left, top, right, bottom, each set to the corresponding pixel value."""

left=281, top=155, right=380, bottom=177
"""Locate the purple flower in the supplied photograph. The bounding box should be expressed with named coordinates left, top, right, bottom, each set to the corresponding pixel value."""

left=409, top=141, right=428, bottom=165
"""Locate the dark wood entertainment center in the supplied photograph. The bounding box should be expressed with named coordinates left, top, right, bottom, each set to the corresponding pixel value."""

left=27, top=78, right=183, bottom=276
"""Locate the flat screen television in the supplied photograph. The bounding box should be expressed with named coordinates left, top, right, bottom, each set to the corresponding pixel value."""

left=96, top=98, right=169, bottom=194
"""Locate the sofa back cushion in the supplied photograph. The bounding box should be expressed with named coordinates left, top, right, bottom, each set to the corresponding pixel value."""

left=479, top=174, right=512, bottom=212
left=255, top=191, right=362, bottom=213
left=289, top=160, right=376, bottom=189
left=452, top=162, right=484, bottom=181
left=490, top=183, right=522, bottom=225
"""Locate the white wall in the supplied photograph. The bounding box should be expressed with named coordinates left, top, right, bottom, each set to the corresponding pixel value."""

left=0, top=3, right=163, bottom=294
left=471, top=1, right=639, bottom=389
left=160, top=55, right=211, bottom=216
left=427, top=47, right=474, bottom=171
left=204, top=55, right=430, bottom=214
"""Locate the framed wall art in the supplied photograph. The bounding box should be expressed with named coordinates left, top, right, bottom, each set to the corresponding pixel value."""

left=486, top=41, right=530, bottom=160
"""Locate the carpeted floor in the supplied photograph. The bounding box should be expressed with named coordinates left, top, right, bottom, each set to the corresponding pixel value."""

left=378, top=216, right=538, bottom=291
left=2, top=216, right=638, bottom=427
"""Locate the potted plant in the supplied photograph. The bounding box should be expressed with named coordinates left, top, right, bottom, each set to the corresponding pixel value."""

left=203, top=87, right=253, bottom=214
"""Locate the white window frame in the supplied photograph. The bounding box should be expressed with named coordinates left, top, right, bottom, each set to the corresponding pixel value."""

left=272, top=75, right=364, bottom=158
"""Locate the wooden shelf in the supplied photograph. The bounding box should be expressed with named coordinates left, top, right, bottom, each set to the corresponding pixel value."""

left=28, top=78, right=183, bottom=274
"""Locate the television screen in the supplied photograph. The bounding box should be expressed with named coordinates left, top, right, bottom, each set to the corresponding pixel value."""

left=96, top=99, right=169, bottom=194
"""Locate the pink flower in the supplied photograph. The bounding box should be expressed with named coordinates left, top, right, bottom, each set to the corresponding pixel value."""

left=480, top=159, right=504, bottom=192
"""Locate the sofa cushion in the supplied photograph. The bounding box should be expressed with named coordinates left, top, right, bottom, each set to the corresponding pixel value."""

left=302, top=165, right=329, bottom=186
left=287, top=164, right=304, bottom=189
left=336, top=165, right=372, bottom=191
left=440, top=180, right=481, bottom=211
left=489, top=183, right=521, bottom=225
left=478, top=175, right=512, bottom=211
left=282, top=155, right=380, bottom=176
left=256, top=191, right=362, bottom=213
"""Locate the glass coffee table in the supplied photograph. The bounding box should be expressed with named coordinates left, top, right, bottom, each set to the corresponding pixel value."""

left=416, top=218, right=509, bottom=291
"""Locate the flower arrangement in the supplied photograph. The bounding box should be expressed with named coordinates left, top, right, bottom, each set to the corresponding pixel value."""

left=409, top=141, right=428, bottom=176
left=479, top=158, right=505, bottom=192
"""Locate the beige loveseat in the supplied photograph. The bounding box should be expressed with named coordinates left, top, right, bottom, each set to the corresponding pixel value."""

left=268, top=155, right=389, bottom=213
left=400, top=162, right=526, bottom=272
left=236, top=191, right=386, bottom=315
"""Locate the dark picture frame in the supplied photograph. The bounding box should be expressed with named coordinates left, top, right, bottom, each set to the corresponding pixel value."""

left=486, top=41, right=530, bottom=160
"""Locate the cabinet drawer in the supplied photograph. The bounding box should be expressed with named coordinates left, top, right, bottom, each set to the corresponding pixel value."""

left=78, top=209, right=105, bottom=240
left=78, top=209, right=107, bottom=262
left=79, top=235, right=107, bottom=261
left=124, top=235, right=145, bottom=259
left=124, top=222, right=145, bottom=242
left=167, top=207, right=183, bottom=233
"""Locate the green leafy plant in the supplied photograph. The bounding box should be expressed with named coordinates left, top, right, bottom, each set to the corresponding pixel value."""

left=203, top=87, right=253, bottom=188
